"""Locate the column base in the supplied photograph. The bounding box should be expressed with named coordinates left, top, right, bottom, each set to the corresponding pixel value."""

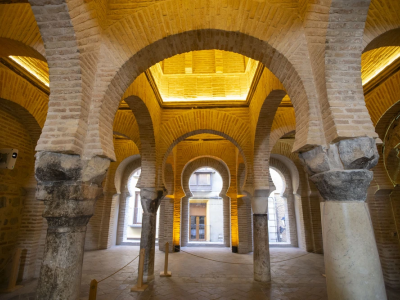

left=130, top=284, right=148, bottom=292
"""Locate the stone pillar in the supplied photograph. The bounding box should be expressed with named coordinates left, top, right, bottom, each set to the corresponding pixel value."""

left=35, top=152, right=110, bottom=300
left=253, top=214, right=270, bottom=282
left=251, top=189, right=271, bottom=282
left=299, top=137, right=386, bottom=300
left=138, top=187, right=165, bottom=281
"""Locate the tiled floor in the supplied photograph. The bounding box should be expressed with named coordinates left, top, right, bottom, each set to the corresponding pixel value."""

left=1, top=246, right=399, bottom=300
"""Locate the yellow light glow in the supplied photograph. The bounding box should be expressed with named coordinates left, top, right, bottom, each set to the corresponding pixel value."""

left=9, top=56, right=49, bottom=87
left=362, top=49, right=400, bottom=86
left=163, top=96, right=247, bottom=102
left=173, top=196, right=181, bottom=246
left=231, top=196, right=239, bottom=247
left=150, top=50, right=259, bottom=103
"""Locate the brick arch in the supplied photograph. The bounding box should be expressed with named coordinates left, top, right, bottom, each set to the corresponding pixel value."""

left=0, top=38, right=45, bottom=61
left=158, top=109, right=250, bottom=188
left=363, top=28, right=400, bottom=53
left=181, top=155, right=231, bottom=248
left=364, top=0, right=400, bottom=51
left=113, top=111, right=141, bottom=149
left=114, top=154, right=141, bottom=194
left=89, top=27, right=325, bottom=161
left=113, top=139, right=139, bottom=164
left=270, top=153, right=300, bottom=195
left=124, top=96, right=157, bottom=188
left=253, top=89, right=287, bottom=190
left=0, top=4, right=45, bottom=60
left=182, top=156, right=230, bottom=198
left=168, top=139, right=240, bottom=197
left=0, top=98, right=42, bottom=149
left=0, top=68, right=48, bottom=128
left=365, top=70, right=400, bottom=135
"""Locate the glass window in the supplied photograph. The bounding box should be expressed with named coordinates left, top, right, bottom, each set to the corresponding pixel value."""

left=198, top=173, right=210, bottom=185
left=189, top=174, right=197, bottom=185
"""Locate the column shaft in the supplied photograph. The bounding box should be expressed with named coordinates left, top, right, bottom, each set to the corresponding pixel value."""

left=137, top=187, right=164, bottom=281
left=322, top=202, right=386, bottom=299
left=253, top=214, right=271, bottom=282
left=36, top=222, right=88, bottom=299
left=140, top=212, right=157, bottom=281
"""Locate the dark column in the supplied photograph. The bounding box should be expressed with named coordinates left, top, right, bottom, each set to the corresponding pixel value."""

left=35, top=152, right=110, bottom=300
left=299, top=137, right=386, bottom=300
left=253, top=214, right=270, bottom=282
left=251, top=189, right=271, bottom=282
left=139, top=187, right=165, bottom=281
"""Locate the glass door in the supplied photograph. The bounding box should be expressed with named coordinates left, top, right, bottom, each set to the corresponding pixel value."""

left=198, top=216, right=205, bottom=240
left=189, top=216, right=206, bottom=241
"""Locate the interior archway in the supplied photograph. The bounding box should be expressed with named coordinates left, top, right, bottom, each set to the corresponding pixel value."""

left=181, top=156, right=231, bottom=248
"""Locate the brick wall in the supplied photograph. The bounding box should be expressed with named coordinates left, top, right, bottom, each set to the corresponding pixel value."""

left=368, top=145, right=400, bottom=289
left=0, top=108, right=35, bottom=286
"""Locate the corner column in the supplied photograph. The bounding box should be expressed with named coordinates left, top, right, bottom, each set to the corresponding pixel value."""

left=300, top=137, right=386, bottom=300
left=35, top=152, right=110, bottom=300
left=251, top=189, right=271, bottom=282
left=139, top=187, right=165, bottom=281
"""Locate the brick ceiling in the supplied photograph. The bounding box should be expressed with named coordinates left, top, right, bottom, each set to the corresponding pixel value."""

left=149, top=50, right=260, bottom=103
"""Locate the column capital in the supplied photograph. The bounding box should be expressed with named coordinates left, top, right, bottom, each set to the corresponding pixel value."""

left=299, top=137, right=379, bottom=201
left=251, top=189, right=270, bottom=214
left=35, top=151, right=110, bottom=220
left=140, top=187, right=167, bottom=214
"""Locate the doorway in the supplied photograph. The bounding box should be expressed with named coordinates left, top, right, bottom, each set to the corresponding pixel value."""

left=190, top=216, right=206, bottom=241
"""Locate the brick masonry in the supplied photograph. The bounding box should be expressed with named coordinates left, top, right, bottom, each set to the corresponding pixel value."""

left=0, top=0, right=400, bottom=292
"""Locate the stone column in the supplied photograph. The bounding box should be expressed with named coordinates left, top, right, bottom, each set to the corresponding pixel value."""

left=139, top=187, right=165, bottom=281
left=299, top=137, right=386, bottom=300
left=35, top=152, right=110, bottom=300
left=251, top=189, right=271, bottom=282
left=253, top=214, right=270, bottom=282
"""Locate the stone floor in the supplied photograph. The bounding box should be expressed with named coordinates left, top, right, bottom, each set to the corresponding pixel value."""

left=1, top=246, right=399, bottom=300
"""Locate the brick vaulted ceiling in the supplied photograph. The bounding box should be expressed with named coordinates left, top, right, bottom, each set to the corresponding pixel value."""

left=148, top=50, right=260, bottom=104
